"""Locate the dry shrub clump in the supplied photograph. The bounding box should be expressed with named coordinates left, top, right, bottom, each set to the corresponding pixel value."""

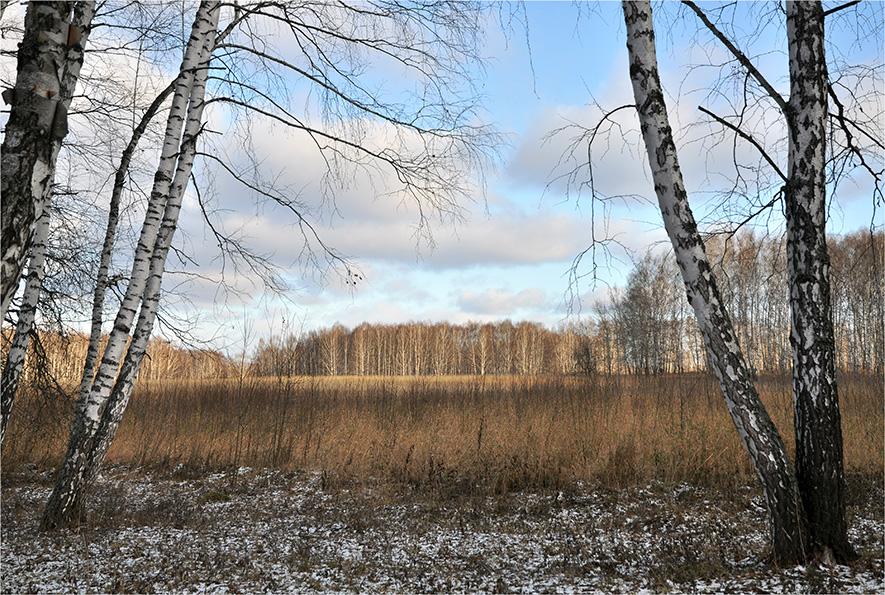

left=3, top=372, right=882, bottom=494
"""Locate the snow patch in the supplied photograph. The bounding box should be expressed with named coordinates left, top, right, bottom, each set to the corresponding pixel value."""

left=2, top=470, right=882, bottom=593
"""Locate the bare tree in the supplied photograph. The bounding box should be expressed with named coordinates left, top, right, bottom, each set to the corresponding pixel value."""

left=621, top=0, right=809, bottom=564
left=1, top=2, right=191, bottom=453
left=41, top=0, right=223, bottom=529
left=1, top=1, right=94, bottom=321
left=831, top=231, right=884, bottom=373
left=614, top=0, right=878, bottom=564
left=781, top=2, right=854, bottom=561
left=37, top=0, right=498, bottom=528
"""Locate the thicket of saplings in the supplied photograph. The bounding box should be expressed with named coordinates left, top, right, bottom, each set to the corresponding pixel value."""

left=3, top=229, right=882, bottom=494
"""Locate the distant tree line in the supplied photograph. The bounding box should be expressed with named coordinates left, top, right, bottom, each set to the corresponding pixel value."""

left=8, top=229, right=881, bottom=381
left=592, top=229, right=882, bottom=376
left=252, top=230, right=882, bottom=378
left=5, top=332, right=234, bottom=385
left=253, top=319, right=578, bottom=377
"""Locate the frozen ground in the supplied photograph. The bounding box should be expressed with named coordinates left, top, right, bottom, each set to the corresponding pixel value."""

left=2, top=467, right=882, bottom=593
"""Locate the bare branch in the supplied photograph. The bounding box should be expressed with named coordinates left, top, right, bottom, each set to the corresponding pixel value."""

left=698, top=105, right=787, bottom=182
left=827, top=84, right=885, bottom=213
left=682, top=0, right=788, bottom=113
left=823, top=1, right=863, bottom=17
left=195, top=150, right=355, bottom=281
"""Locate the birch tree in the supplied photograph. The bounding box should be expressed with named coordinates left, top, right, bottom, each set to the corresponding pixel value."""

left=41, top=0, right=222, bottom=529
left=782, top=1, right=853, bottom=562
left=681, top=0, right=871, bottom=563
left=1, top=2, right=187, bottom=453
left=622, top=1, right=809, bottom=563
left=1, top=1, right=94, bottom=321
left=38, top=0, right=498, bottom=528
left=618, top=0, right=875, bottom=564
left=0, top=76, right=176, bottom=455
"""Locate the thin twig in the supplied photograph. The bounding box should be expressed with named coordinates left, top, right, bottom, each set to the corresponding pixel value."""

left=682, top=0, right=788, bottom=113
left=698, top=105, right=787, bottom=182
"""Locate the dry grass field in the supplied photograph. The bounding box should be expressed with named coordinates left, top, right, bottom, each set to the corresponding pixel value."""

left=4, top=372, right=881, bottom=493
left=3, top=373, right=882, bottom=591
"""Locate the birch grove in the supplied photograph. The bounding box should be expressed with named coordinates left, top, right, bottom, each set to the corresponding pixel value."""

left=0, top=0, right=876, bottom=569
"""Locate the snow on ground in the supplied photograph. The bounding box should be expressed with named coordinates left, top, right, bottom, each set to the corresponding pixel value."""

left=2, top=467, right=883, bottom=593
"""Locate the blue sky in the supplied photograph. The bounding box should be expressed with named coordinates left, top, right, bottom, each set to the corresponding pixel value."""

left=183, top=2, right=646, bottom=346
left=2, top=1, right=881, bottom=352
left=178, top=1, right=883, bottom=350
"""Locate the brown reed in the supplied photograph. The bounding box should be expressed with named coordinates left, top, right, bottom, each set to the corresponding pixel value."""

left=3, top=373, right=881, bottom=493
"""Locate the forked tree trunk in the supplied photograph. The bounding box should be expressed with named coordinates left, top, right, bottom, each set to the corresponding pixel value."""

left=41, top=1, right=220, bottom=531
left=82, top=19, right=218, bottom=490
left=1, top=1, right=94, bottom=321
left=784, top=1, right=855, bottom=563
left=621, top=0, right=810, bottom=564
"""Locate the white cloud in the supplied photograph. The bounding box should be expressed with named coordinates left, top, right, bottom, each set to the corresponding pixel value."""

left=457, top=287, right=547, bottom=316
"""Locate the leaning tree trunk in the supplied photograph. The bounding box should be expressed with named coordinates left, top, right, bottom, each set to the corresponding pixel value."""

left=622, top=0, right=810, bottom=564
left=82, top=18, right=218, bottom=491
left=41, top=1, right=221, bottom=531
left=0, top=205, right=50, bottom=449
left=784, top=1, right=855, bottom=563
left=1, top=1, right=94, bottom=322
left=78, top=81, right=176, bottom=408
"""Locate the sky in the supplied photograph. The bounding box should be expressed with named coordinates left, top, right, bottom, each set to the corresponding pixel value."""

left=2, top=1, right=882, bottom=353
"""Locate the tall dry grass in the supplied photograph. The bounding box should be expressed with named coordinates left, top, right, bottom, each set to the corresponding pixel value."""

left=3, top=373, right=881, bottom=493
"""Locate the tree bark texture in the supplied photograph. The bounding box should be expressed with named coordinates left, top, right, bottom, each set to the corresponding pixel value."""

left=784, top=1, right=855, bottom=563
left=41, top=1, right=220, bottom=531
left=1, top=1, right=94, bottom=322
left=0, top=207, right=50, bottom=449
left=78, top=81, right=176, bottom=411
left=621, top=0, right=810, bottom=564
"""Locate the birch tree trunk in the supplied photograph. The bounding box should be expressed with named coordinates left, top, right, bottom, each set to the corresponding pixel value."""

left=0, top=206, right=50, bottom=449
left=81, top=19, right=218, bottom=490
left=1, top=1, right=94, bottom=321
left=784, top=1, right=855, bottom=563
left=78, top=81, right=176, bottom=411
left=621, top=0, right=809, bottom=564
left=2, top=37, right=174, bottom=457
left=41, top=1, right=220, bottom=530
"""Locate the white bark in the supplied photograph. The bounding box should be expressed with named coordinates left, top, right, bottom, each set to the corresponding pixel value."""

left=621, top=0, right=809, bottom=564
left=78, top=2, right=215, bottom=425
left=42, top=0, right=221, bottom=530
left=1, top=1, right=95, bottom=321
left=78, top=82, right=176, bottom=408
left=82, top=10, right=220, bottom=484
left=0, top=203, right=50, bottom=449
